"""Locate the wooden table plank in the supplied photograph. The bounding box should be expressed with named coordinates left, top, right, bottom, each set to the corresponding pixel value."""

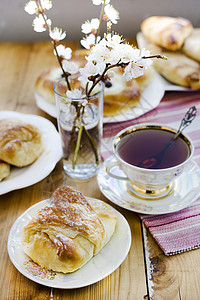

left=144, top=228, right=200, bottom=300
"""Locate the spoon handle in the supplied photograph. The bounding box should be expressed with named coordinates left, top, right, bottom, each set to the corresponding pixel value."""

left=173, top=106, right=197, bottom=140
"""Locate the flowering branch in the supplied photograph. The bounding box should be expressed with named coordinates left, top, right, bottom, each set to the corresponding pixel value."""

left=95, top=0, right=106, bottom=44
left=86, top=54, right=167, bottom=96
left=25, top=0, right=165, bottom=171
left=25, top=0, right=75, bottom=90
left=52, top=42, right=71, bottom=90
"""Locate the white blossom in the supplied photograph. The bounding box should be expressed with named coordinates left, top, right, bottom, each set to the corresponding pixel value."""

left=137, top=56, right=153, bottom=69
left=25, top=0, right=52, bottom=14
left=123, top=52, right=153, bottom=81
left=54, top=45, right=72, bottom=60
left=79, top=61, right=105, bottom=82
left=24, top=1, right=38, bottom=15
left=49, top=27, right=66, bottom=41
left=139, top=49, right=153, bottom=67
left=33, top=14, right=52, bottom=32
left=86, top=40, right=110, bottom=64
left=104, top=4, right=119, bottom=24
left=131, top=49, right=153, bottom=69
left=103, top=34, right=124, bottom=64
left=81, top=18, right=100, bottom=34
left=86, top=34, right=122, bottom=65
left=92, top=0, right=110, bottom=5
left=106, top=33, right=124, bottom=48
left=119, top=44, right=138, bottom=64
left=80, top=33, right=100, bottom=49
left=40, top=0, right=52, bottom=11
left=66, top=89, right=85, bottom=99
left=63, top=60, right=79, bottom=74
left=123, top=62, right=144, bottom=81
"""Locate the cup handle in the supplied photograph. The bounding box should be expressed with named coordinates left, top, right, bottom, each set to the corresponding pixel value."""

left=106, top=160, right=129, bottom=180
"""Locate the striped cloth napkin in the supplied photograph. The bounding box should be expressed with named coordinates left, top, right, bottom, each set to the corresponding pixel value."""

left=102, top=90, right=200, bottom=255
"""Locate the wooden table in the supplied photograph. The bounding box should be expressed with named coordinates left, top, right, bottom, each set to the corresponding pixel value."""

left=0, top=41, right=200, bottom=300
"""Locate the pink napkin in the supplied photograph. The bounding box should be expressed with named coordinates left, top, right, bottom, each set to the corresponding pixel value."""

left=140, top=199, right=200, bottom=255
left=102, top=91, right=200, bottom=255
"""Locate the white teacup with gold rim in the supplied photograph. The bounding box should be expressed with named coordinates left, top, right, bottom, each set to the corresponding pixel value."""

left=106, top=124, right=194, bottom=199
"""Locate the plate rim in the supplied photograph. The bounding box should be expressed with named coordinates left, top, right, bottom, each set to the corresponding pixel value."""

left=97, top=155, right=200, bottom=215
left=0, top=110, right=62, bottom=195
left=7, top=197, right=132, bottom=289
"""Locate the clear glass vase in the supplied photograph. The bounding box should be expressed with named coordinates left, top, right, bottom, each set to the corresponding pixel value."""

left=54, top=77, right=104, bottom=179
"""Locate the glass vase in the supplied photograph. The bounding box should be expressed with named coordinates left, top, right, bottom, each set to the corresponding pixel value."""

left=54, top=77, right=104, bottom=179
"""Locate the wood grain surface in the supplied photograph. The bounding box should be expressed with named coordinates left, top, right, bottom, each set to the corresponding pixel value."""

left=0, top=41, right=200, bottom=300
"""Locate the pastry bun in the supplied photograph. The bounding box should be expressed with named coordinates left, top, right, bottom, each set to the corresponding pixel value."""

left=141, top=16, right=193, bottom=51
left=146, top=43, right=200, bottom=89
left=183, top=28, right=200, bottom=62
left=0, top=160, right=10, bottom=181
left=103, top=67, right=153, bottom=117
left=0, top=118, right=44, bottom=167
left=22, top=186, right=117, bottom=273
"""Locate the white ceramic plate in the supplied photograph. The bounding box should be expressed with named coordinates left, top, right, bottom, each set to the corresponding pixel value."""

left=0, top=111, right=62, bottom=195
left=35, top=70, right=165, bottom=123
left=97, top=156, right=200, bottom=215
left=136, top=32, right=194, bottom=92
left=7, top=197, right=131, bottom=288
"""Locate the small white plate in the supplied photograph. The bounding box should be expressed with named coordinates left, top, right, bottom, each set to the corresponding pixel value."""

left=0, top=111, right=62, bottom=195
left=7, top=197, right=131, bottom=289
left=35, top=70, right=165, bottom=123
left=97, top=156, right=200, bottom=215
left=136, top=32, right=195, bottom=92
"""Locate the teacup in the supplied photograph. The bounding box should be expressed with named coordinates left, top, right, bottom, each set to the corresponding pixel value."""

left=106, top=123, right=194, bottom=199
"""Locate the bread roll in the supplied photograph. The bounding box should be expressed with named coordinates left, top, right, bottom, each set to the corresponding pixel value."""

left=22, top=186, right=117, bottom=273
left=183, top=28, right=200, bottom=62
left=141, top=16, right=193, bottom=51
left=0, top=160, right=10, bottom=181
left=0, top=119, right=44, bottom=167
left=146, top=43, right=200, bottom=89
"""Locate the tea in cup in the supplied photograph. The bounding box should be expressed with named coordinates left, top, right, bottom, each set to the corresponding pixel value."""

left=107, top=124, right=194, bottom=199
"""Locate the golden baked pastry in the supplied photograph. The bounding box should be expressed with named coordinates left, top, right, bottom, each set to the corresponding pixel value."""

left=35, top=65, right=153, bottom=117
left=103, top=67, right=153, bottom=117
left=22, top=186, right=117, bottom=273
left=0, top=160, right=10, bottom=181
left=35, top=67, right=62, bottom=104
left=146, top=43, right=200, bottom=89
left=141, top=16, right=193, bottom=51
left=0, top=119, right=44, bottom=167
left=183, top=28, right=200, bottom=62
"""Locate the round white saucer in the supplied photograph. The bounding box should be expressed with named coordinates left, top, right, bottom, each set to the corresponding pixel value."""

left=97, top=156, right=200, bottom=215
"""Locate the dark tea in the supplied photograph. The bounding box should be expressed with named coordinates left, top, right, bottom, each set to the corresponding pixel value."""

left=116, top=128, right=190, bottom=169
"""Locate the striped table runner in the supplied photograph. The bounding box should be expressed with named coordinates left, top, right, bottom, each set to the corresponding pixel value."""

left=102, top=91, right=200, bottom=255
